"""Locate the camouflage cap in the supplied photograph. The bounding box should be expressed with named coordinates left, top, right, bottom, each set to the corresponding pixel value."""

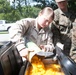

left=55, top=0, right=66, bottom=2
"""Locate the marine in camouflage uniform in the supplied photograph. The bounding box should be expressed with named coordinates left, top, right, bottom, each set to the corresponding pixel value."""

left=9, top=18, right=53, bottom=51
left=9, top=7, right=55, bottom=60
left=51, top=8, right=76, bottom=61
left=71, top=22, right=76, bottom=62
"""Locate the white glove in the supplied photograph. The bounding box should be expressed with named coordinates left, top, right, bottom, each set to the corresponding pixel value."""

left=19, top=48, right=34, bottom=61
left=56, top=42, right=64, bottom=50
left=40, top=44, right=55, bottom=52
left=52, top=42, right=64, bottom=61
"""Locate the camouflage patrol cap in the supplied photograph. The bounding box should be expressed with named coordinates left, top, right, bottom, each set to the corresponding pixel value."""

left=55, top=0, right=66, bottom=2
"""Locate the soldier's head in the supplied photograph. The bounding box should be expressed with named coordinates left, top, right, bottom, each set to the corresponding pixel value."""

left=55, top=0, right=68, bottom=12
left=37, top=7, right=54, bottom=29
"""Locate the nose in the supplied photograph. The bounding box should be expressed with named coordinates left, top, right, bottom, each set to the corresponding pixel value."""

left=45, top=22, right=49, bottom=26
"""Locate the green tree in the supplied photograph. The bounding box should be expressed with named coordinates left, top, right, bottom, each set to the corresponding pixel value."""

left=68, top=0, right=76, bottom=12
left=22, top=6, right=41, bottom=18
left=14, top=0, right=25, bottom=16
left=0, top=0, right=11, bottom=20
left=0, top=0, right=22, bottom=22
left=33, top=0, right=57, bottom=9
left=0, top=0, right=10, bottom=13
left=33, top=0, right=48, bottom=8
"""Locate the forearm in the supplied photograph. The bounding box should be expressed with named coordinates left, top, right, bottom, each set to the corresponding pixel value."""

left=9, top=19, right=30, bottom=51
left=51, top=24, right=61, bottom=46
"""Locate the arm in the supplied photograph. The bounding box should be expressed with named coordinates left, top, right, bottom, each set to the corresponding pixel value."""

left=50, top=9, right=62, bottom=46
left=9, top=19, right=31, bottom=60
left=9, top=19, right=30, bottom=51
left=51, top=23, right=61, bottom=46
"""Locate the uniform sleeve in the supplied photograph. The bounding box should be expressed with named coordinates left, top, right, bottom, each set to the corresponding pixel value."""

left=50, top=9, right=61, bottom=46
left=53, top=10, right=60, bottom=28
left=70, top=22, right=76, bottom=62
left=9, top=19, right=29, bottom=51
left=50, top=23, right=61, bottom=46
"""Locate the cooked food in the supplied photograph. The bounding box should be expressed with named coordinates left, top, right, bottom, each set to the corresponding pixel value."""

left=25, top=55, right=64, bottom=75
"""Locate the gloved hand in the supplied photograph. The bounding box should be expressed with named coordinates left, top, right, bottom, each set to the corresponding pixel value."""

left=56, top=42, right=64, bottom=50
left=53, top=42, right=64, bottom=61
left=40, top=44, right=55, bottom=52
left=19, top=48, right=34, bottom=61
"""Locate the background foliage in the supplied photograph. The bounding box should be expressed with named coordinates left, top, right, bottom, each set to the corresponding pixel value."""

left=0, top=0, right=76, bottom=23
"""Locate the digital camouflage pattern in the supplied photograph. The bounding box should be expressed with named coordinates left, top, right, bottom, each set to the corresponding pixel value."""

left=70, top=23, right=76, bottom=62
left=51, top=8, right=76, bottom=62
left=9, top=18, right=54, bottom=52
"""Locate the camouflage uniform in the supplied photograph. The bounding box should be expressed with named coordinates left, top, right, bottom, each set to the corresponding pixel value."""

left=70, top=22, right=76, bottom=62
left=51, top=8, right=76, bottom=61
left=9, top=18, right=53, bottom=52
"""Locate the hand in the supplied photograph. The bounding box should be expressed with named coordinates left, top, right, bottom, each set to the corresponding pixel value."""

left=19, top=48, right=34, bottom=59
left=52, top=42, right=64, bottom=61
left=40, top=44, right=55, bottom=52
left=56, top=42, right=64, bottom=50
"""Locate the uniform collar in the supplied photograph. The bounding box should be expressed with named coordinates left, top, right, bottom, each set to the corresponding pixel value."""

left=58, top=8, right=69, bottom=16
left=58, top=8, right=65, bottom=15
left=33, top=17, right=46, bottom=34
left=58, top=8, right=73, bottom=18
left=31, top=18, right=39, bottom=32
left=35, top=17, right=40, bottom=32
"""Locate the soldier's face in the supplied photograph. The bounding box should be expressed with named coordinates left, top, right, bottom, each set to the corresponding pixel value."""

left=38, top=13, right=53, bottom=28
left=57, top=1, right=67, bottom=10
